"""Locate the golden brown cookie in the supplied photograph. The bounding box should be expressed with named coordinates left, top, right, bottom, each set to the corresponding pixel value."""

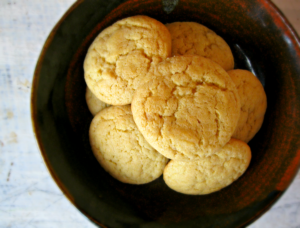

left=85, top=87, right=110, bottom=116
left=227, top=69, right=267, bottom=143
left=89, top=105, right=168, bottom=184
left=84, top=15, right=172, bottom=105
left=166, top=22, right=234, bottom=71
left=132, top=55, right=240, bottom=161
left=163, top=138, right=251, bottom=195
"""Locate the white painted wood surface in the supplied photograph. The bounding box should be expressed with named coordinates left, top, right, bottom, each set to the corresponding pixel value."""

left=0, top=0, right=299, bottom=227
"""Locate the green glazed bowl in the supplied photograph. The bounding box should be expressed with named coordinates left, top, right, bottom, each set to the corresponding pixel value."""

left=31, top=0, right=300, bottom=227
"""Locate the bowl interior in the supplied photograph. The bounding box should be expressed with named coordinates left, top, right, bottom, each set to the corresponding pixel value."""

left=32, top=0, right=300, bottom=227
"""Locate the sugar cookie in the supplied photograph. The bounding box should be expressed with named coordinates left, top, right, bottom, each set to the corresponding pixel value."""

left=85, top=87, right=109, bottom=116
left=84, top=15, right=172, bottom=105
left=163, top=138, right=251, bottom=195
left=166, top=22, right=234, bottom=71
left=132, top=55, right=240, bottom=161
left=89, top=105, right=168, bottom=184
left=228, top=69, right=267, bottom=143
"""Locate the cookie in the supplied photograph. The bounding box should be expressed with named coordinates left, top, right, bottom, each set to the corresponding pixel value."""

left=132, top=55, right=240, bottom=161
left=89, top=105, right=168, bottom=184
left=85, top=87, right=110, bottom=116
left=166, top=22, right=234, bottom=71
left=163, top=138, right=251, bottom=195
left=227, top=69, right=267, bottom=143
left=84, top=15, right=172, bottom=105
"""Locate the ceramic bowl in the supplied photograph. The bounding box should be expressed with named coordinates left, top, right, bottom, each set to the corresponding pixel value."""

left=31, top=0, right=300, bottom=227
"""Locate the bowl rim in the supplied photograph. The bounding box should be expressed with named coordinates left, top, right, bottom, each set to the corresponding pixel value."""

left=31, top=0, right=300, bottom=227
left=30, top=0, right=104, bottom=226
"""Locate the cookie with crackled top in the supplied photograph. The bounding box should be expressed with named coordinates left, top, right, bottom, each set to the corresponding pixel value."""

left=163, top=138, right=251, bottom=195
left=84, top=15, right=172, bottom=105
left=132, top=55, right=240, bottom=161
left=166, top=22, right=234, bottom=71
left=89, top=105, right=168, bottom=184
left=228, top=69, right=267, bottom=143
left=85, top=87, right=110, bottom=116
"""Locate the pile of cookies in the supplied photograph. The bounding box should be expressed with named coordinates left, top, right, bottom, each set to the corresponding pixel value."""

left=84, top=15, right=267, bottom=195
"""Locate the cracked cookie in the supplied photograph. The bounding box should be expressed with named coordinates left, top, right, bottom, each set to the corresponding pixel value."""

left=86, top=87, right=110, bottom=116
left=132, top=55, right=240, bottom=161
left=84, top=15, right=172, bottom=105
left=228, top=69, right=267, bottom=143
left=163, top=138, right=251, bottom=195
left=166, top=22, right=234, bottom=71
left=89, top=105, right=168, bottom=184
